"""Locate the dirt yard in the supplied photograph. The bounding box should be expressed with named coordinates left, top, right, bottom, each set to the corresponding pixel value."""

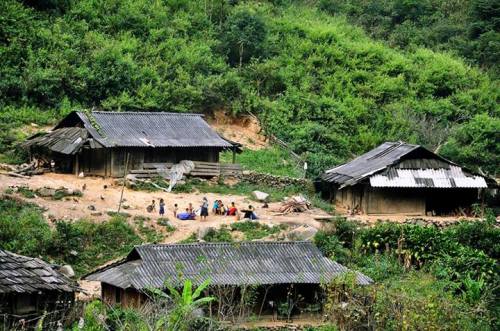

left=0, top=173, right=329, bottom=243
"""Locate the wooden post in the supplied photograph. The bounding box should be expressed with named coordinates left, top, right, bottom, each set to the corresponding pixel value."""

left=117, top=153, right=131, bottom=213
left=74, top=153, right=79, bottom=176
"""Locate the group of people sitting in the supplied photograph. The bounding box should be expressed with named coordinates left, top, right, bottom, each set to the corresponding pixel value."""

left=149, top=197, right=258, bottom=221
left=212, top=200, right=238, bottom=216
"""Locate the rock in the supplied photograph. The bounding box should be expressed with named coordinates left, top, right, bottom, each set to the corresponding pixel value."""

left=286, top=225, right=318, bottom=241
left=252, top=190, right=269, bottom=202
left=88, top=205, right=96, bottom=211
left=91, top=212, right=103, bottom=216
left=59, top=265, right=75, bottom=278
left=122, top=204, right=130, bottom=210
left=36, top=187, right=57, bottom=197
left=78, top=172, right=84, bottom=178
left=197, top=227, right=215, bottom=240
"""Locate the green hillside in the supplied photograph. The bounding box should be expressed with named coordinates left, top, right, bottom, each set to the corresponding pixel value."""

left=0, top=0, right=498, bottom=176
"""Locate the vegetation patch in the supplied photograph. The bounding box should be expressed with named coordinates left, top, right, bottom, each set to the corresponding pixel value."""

left=230, top=221, right=287, bottom=240
left=0, top=197, right=142, bottom=275
left=106, top=211, right=131, bottom=218
left=221, top=147, right=303, bottom=178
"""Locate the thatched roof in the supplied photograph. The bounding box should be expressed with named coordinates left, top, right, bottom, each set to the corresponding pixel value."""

left=84, top=242, right=373, bottom=288
left=0, top=250, right=78, bottom=294
left=322, top=141, right=489, bottom=189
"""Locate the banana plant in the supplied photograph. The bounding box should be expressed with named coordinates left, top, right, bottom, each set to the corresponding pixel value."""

left=150, top=278, right=215, bottom=331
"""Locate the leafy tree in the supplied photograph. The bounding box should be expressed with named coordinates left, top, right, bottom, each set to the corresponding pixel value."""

left=219, top=9, right=267, bottom=66
left=440, top=113, right=500, bottom=176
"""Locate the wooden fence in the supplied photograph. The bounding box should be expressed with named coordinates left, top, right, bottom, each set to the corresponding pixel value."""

left=129, top=161, right=242, bottom=179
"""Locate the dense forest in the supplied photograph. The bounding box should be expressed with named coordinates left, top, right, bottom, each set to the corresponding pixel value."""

left=0, top=0, right=498, bottom=177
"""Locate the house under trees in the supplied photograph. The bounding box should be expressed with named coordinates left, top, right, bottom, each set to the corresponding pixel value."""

left=320, top=141, right=494, bottom=216
left=0, top=250, right=79, bottom=329
left=84, top=242, right=372, bottom=320
left=22, top=111, right=239, bottom=177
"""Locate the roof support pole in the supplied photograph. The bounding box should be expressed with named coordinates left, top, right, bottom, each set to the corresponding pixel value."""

left=74, top=153, right=79, bottom=177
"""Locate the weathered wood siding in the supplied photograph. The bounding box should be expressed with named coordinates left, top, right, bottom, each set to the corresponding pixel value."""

left=76, top=147, right=222, bottom=177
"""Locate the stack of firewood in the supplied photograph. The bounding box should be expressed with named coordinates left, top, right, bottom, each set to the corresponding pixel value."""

left=0, top=161, right=45, bottom=178
left=279, top=195, right=311, bottom=213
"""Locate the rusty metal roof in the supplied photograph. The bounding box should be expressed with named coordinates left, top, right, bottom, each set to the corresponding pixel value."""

left=84, top=242, right=373, bottom=288
left=0, top=250, right=78, bottom=294
left=322, top=141, right=489, bottom=189
left=74, top=111, right=233, bottom=148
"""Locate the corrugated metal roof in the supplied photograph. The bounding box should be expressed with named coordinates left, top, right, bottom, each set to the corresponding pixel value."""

left=322, top=142, right=421, bottom=186
left=21, top=127, right=89, bottom=155
left=321, top=141, right=489, bottom=189
left=84, top=242, right=372, bottom=288
left=370, top=167, right=488, bottom=188
left=0, top=250, right=79, bottom=294
left=75, top=111, right=233, bottom=148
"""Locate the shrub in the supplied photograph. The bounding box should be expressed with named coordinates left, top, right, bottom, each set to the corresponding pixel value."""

left=230, top=221, right=285, bottom=240
left=203, top=226, right=233, bottom=242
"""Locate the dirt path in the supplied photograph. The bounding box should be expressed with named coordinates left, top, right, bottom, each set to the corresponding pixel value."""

left=0, top=173, right=328, bottom=242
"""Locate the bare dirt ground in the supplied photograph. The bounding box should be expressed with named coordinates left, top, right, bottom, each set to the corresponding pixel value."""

left=209, top=110, right=268, bottom=150
left=0, top=173, right=328, bottom=242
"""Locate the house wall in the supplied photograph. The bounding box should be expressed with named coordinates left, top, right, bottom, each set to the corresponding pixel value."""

left=0, top=291, right=75, bottom=328
left=334, top=185, right=366, bottom=212
left=101, top=283, right=146, bottom=308
left=76, top=147, right=222, bottom=177
left=365, top=188, right=426, bottom=215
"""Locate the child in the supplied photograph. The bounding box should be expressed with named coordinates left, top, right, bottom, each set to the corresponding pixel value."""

left=200, top=197, right=209, bottom=221
left=173, top=203, right=178, bottom=217
left=212, top=200, right=219, bottom=214
left=147, top=199, right=156, bottom=213
left=159, top=198, right=165, bottom=216
left=227, top=202, right=238, bottom=216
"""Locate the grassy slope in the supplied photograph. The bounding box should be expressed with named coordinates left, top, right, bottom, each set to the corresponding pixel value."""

left=0, top=0, right=497, bottom=176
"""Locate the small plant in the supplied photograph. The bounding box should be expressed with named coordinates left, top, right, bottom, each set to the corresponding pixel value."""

left=107, top=211, right=131, bottom=218
left=180, top=233, right=198, bottom=244
left=203, top=226, right=233, bottom=242
left=133, top=215, right=151, bottom=222
left=157, top=217, right=176, bottom=232
left=18, top=186, right=36, bottom=198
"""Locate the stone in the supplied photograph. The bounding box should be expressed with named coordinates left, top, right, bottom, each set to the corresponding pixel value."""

left=286, top=225, right=318, bottom=241
left=59, top=265, right=75, bottom=278
left=91, top=212, right=103, bottom=216
left=88, top=205, right=96, bottom=211
left=252, top=190, right=269, bottom=202
left=37, top=187, right=57, bottom=197
left=197, top=227, right=215, bottom=239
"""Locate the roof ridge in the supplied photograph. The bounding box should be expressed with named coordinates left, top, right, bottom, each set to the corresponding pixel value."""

left=138, top=241, right=312, bottom=248
left=89, top=111, right=204, bottom=116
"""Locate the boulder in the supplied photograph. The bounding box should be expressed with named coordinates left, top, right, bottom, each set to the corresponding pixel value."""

left=286, top=225, right=318, bottom=241
left=197, top=227, right=215, bottom=240
left=36, top=187, right=57, bottom=197
left=252, top=190, right=269, bottom=202
left=59, top=265, right=75, bottom=278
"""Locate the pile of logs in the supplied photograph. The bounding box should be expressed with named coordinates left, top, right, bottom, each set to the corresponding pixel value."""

left=0, top=161, right=45, bottom=178
left=278, top=195, right=311, bottom=214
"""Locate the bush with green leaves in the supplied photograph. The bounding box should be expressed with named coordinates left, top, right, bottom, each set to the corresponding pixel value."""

left=0, top=197, right=142, bottom=275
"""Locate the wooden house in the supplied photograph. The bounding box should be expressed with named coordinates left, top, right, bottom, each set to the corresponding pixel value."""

left=84, top=242, right=372, bottom=316
left=320, top=141, right=494, bottom=216
left=23, top=111, right=238, bottom=177
left=0, top=250, right=79, bottom=328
